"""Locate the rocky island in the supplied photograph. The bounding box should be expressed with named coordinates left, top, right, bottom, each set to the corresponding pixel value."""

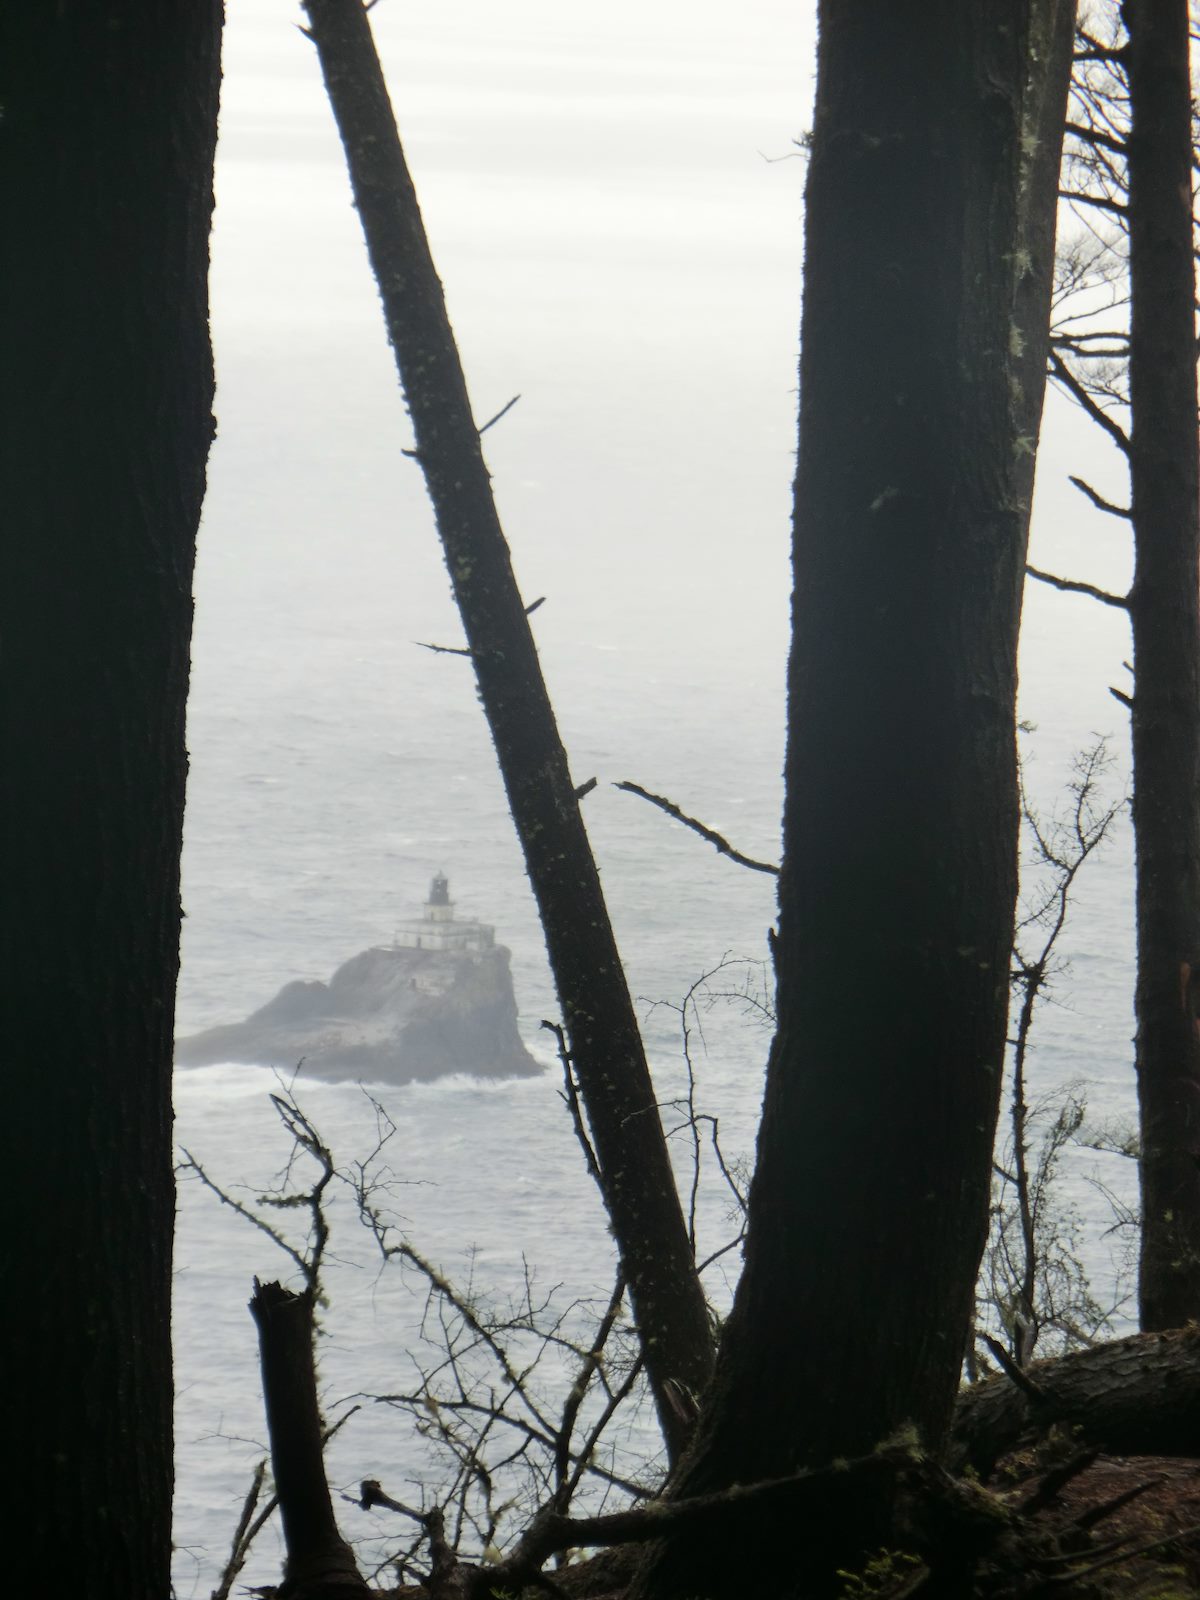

left=174, top=875, right=542, bottom=1086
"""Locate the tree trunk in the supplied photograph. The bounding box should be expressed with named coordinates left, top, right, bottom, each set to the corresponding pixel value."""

left=299, top=0, right=713, bottom=1459
left=1123, top=0, right=1200, bottom=1332
left=1012, top=0, right=1078, bottom=523
left=635, top=5, right=1038, bottom=1593
left=0, top=10, right=220, bottom=1597
left=250, top=1282, right=372, bottom=1600
left=950, top=1325, right=1200, bottom=1475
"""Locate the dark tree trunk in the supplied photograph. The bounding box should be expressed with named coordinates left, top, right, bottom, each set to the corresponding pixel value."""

left=1012, top=0, right=1078, bottom=523
left=1123, top=0, right=1200, bottom=1332
left=250, top=1283, right=372, bottom=1600
left=299, top=0, right=713, bottom=1459
left=635, top=5, right=1039, bottom=1593
left=0, top=9, right=220, bottom=1597
left=950, top=1325, right=1200, bottom=1475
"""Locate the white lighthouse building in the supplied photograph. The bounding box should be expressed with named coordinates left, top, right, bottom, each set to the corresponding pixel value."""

left=392, top=873, right=495, bottom=953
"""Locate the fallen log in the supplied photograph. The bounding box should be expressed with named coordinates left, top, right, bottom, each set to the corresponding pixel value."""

left=950, top=1326, right=1200, bottom=1476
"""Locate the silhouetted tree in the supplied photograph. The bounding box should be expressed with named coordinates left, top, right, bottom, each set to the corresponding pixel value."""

left=1031, top=0, right=1200, bottom=1328
left=299, top=0, right=714, bottom=1460
left=1123, top=0, right=1200, bottom=1332
left=0, top=7, right=221, bottom=1595
left=636, top=3, right=1064, bottom=1591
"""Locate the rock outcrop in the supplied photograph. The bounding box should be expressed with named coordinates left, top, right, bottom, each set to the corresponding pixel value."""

left=175, top=943, right=542, bottom=1085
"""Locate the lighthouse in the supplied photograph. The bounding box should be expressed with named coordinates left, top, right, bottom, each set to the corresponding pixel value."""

left=391, top=874, right=494, bottom=953
left=426, top=871, right=453, bottom=922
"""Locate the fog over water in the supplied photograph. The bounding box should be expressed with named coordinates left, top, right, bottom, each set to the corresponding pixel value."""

left=173, top=5, right=1138, bottom=1591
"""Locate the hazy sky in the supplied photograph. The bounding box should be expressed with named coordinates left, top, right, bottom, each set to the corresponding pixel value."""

left=203, top=0, right=1133, bottom=760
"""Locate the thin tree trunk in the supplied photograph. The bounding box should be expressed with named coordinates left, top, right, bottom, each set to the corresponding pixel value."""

left=1124, top=0, right=1200, bottom=1332
left=635, top=4, right=1038, bottom=1592
left=299, top=0, right=712, bottom=1459
left=1013, top=0, right=1078, bottom=522
left=250, top=1282, right=372, bottom=1600
left=0, top=10, right=220, bottom=1596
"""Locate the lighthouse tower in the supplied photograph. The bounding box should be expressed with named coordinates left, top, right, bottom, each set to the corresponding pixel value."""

left=390, top=873, right=495, bottom=953
left=426, top=871, right=453, bottom=923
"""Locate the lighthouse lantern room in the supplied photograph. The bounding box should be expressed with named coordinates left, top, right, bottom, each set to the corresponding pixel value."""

left=427, top=872, right=453, bottom=921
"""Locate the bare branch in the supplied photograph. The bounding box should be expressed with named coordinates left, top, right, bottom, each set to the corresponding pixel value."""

left=417, top=639, right=473, bottom=657
left=553, top=1269, right=627, bottom=1511
left=1025, top=565, right=1129, bottom=609
left=366, top=1392, right=648, bottom=1499
left=1064, top=120, right=1126, bottom=156
left=1048, top=350, right=1132, bottom=454
left=561, top=1359, right=648, bottom=1511
left=497, top=1444, right=914, bottom=1581
left=1059, top=187, right=1129, bottom=217
left=1040, top=1519, right=1200, bottom=1588
left=212, top=1407, right=360, bottom=1597
left=614, top=781, right=779, bottom=875
left=542, top=1019, right=603, bottom=1191
left=478, top=393, right=521, bottom=435
left=979, top=1333, right=1051, bottom=1404
left=211, top=1459, right=267, bottom=1600
left=178, top=1149, right=308, bottom=1280
left=1067, top=475, right=1132, bottom=519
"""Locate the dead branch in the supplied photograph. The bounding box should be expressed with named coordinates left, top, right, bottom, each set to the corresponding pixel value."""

left=614, top=780, right=779, bottom=875
left=1025, top=564, right=1129, bottom=608
left=477, top=393, right=520, bottom=435
left=212, top=1409, right=361, bottom=1599
left=1072, top=1474, right=1164, bottom=1533
left=1015, top=1450, right=1100, bottom=1519
left=553, top=1270, right=627, bottom=1511
left=211, top=1458, right=266, bottom=1600
left=179, top=1147, right=308, bottom=1279
left=1048, top=349, right=1132, bottom=452
left=361, top=1444, right=918, bottom=1598
left=1040, top=1518, right=1200, bottom=1588
left=1064, top=119, right=1126, bottom=155
left=980, top=1334, right=1051, bottom=1403
left=368, top=1385, right=648, bottom=1502
left=180, top=1090, right=337, bottom=1296
left=1066, top=474, right=1132, bottom=518
left=555, top=1351, right=646, bottom=1509
left=979, top=741, right=1127, bottom=1369
left=647, top=959, right=756, bottom=1266
left=417, top=640, right=473, bottom=658
left=542, top=1019, right=603, bottom=1190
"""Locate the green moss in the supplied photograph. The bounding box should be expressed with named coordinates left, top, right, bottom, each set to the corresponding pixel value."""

left=836, top=1548, right=924, bottom=1598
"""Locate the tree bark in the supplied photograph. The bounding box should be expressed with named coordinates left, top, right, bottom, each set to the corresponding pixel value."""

left=950, top=1325, right=1200, bottom=1475
left=299, top=0, right=713, bottom=1459
left=0, top=9, right=220, bottom=1597
left=635, top=5, right=1040, bottom=1593
left=1123, top=0, right=1200, bottom=1332
left=1012, top=0, right=1078, bottom=523
left=250, top=1282, right=372, bottom=1600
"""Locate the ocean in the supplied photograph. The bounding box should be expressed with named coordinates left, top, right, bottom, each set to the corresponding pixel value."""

left=172, top=5, right=1141, bottom=1591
